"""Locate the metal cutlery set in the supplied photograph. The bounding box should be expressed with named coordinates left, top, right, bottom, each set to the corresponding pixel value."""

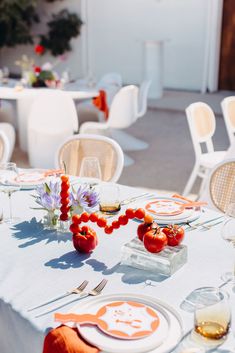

left=29, top=279, right=108, bottom=317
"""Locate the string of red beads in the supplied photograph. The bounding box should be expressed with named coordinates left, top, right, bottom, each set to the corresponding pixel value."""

left=69, top=208, right=153, bottom=235
left=60, top=175, right=70, bottom=221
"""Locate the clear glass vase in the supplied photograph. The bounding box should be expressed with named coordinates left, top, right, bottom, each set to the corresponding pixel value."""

left=42, top=210, right=58, bottom=230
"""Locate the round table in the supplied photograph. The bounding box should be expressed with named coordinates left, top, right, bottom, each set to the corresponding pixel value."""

left=0, top=85, right=99, bottom=152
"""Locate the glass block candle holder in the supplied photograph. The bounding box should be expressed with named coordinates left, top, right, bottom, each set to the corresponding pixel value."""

left=120, top=237, right=187, bottom=276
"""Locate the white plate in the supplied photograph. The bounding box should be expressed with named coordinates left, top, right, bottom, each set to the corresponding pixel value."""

left=71, top=293, right=183, bottom=353
left=132, top=197, right=201, bottom=225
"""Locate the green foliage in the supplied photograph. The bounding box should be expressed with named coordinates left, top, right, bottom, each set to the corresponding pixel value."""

left=0, top=0, right=83, bottom=56
left=40, top=10, right=83, bottom=56
left=0, top=0, right=39, bottom=47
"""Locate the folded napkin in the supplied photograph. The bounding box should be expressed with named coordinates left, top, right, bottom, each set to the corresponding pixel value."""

left=92, top=90, right=109, bottom=120
left=43, top=325, right=100, bottom=353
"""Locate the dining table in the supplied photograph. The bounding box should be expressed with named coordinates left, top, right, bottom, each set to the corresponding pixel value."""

left=0, top=80, right=99, bottom=152
left=0, top=179, right=235, bottom=353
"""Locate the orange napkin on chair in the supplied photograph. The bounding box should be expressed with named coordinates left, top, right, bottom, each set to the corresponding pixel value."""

left=92, top=90, right=109, bottom=120
left=43, top=325, right=100, bottom=353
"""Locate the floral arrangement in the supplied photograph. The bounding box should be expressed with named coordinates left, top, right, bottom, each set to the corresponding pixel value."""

left=33, top=180, right=99, bottom=229
left=15, top=45, right=68, bottom=88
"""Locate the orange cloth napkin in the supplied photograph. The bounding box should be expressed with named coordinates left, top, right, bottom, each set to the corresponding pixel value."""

left=92, top=90, right=109, bottom=120
left=43, top=325, right=100, bottom=353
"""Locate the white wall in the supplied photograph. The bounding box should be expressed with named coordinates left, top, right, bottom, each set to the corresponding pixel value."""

left=87, top=0, right=209, bottom=91
left=0, top=0, right=218, bottom=91
left=0, top=0, right=84, bottom=79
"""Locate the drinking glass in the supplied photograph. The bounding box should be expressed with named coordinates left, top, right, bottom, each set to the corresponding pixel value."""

left=79, top=157, right=102, bottom=181
left=192, top=288, right=231, bottom=348
left=99, top=184, right=121, bottom=214
left=221, top=203, right=235, bottom=283
left=0, top=163, right=21, bottom=224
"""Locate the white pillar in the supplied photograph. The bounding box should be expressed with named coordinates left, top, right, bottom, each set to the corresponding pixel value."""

left=143, top=40, right=164, bottom=99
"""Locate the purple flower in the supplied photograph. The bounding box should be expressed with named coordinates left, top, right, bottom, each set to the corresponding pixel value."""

left=35, top=180, right=61, bottom=211
left=70, top=184, right=99, bottom=212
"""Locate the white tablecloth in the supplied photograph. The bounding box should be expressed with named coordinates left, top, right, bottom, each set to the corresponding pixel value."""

left=0, top=184, right=234, bottom=353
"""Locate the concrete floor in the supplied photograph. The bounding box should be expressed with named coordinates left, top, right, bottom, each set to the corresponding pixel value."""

left=11, top=90, right=232, bottom=195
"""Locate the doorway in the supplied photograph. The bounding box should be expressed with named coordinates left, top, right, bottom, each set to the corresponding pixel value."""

left=219, top=0, right=235, bottom=90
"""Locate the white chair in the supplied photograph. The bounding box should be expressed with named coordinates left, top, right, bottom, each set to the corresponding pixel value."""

left=0, top=101, right=15, bottom=126
left=76, top=72, right=122, bottom=124
left=80, top=85, right=138, bottom=134
left=28, top=91, right=78, bottom=169
left=79, top=85, right=138, bottom=166
left=0, top=123, right=15, bottom=161
left=221, top=96, right=235, bottom=146
left=0, top=130, right=11, bottom=163
left=183, top=102, right=227, bottom=196
left=55, top=134, right=124, bottom=183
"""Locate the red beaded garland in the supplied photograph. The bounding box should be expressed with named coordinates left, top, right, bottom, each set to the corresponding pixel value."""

left=60, top=175, right=70, bottom=221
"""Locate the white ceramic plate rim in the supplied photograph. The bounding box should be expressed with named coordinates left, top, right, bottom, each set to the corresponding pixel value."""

left=70, top=293, right=184, bottom=353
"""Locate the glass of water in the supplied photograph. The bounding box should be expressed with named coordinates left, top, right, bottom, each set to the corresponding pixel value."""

left=0, top=163, right=21, bottom=224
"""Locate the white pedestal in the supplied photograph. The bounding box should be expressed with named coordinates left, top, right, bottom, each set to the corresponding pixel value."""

left=143, top=40, right=164, bottom=99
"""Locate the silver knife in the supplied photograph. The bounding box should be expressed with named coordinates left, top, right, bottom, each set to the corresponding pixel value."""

left=28, top=280, right=88, bottom=312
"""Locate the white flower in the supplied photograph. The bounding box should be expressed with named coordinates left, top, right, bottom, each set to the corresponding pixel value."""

left=42, top=62, right=53, bottom=71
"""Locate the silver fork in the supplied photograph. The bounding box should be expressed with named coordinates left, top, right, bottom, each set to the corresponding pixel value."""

left=28, top=280, right=89, bottom=311
left=35, top=279, right=108, bottom=317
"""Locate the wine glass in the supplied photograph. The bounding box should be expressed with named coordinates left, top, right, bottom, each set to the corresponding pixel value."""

left=0, top=163, right=21, bottom=224
left=221, top=203, right=235, bottom=284
left=79, top=157, right=102, bottom=183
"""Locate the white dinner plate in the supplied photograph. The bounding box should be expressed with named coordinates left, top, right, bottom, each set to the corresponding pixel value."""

left=70, top=293, right=183, bottom=353
left=132, top=196, right=201, bottom=225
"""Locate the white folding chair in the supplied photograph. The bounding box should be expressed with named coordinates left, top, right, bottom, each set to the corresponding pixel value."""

left=183, top=102, right=227, bottom=196
left=221, top=96, right=235, bottom=146
left=55, top=134, right=124, bottom=183
left=28, top=91, right=78, bottom=169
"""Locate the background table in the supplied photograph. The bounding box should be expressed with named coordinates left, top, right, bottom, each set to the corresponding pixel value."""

left=0, top=183, right=234, bottom=353
left=0, top=84, right=99, bottom=151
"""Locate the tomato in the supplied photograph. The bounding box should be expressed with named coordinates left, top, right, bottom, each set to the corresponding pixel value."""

left=112, top=220, right=120, bottom=229
left=118, top=215, right=129, bottom=226
left=61, top=175, right=69, bottom=182
left=72, top=215, right=81, bottom=225
left=70, top=223, right=80, bottom=234
left=72, top=226, right=98, bottom=253
left=80, top=212, right=90, bottom=223
left=90, top=213, right=99, bottom=222
left=144, top=214, right=153, bottom=224
left=61, top=182, right=70, bottom=191
left=60, top=213, right=69, bottom=221
left=60, top=205, right=70, bottom=213
left=137, top=222, right=152, bottom=241
left=60, top=197, right=69, bottom=205
left=97, top=217, right=107, bottom=228
left=104, top=226, right=113, bottom=234
left=134, top=208, right=146, bottom=219
left=143, top=228, right=167, bottom=253
left=162, top=225, right=185, bottom=246
left=60, top=190, right=69, bottom=198
left=125, top=208, right=135, bottom=219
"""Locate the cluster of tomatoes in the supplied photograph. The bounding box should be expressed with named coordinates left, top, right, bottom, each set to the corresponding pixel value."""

left=70, top=208, right=147, bottom=253
left=137, top=221, right=184, bottom=253
left=69, top=207, right=185, bottom=254
left=60, top=175, right=70, bottom=221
